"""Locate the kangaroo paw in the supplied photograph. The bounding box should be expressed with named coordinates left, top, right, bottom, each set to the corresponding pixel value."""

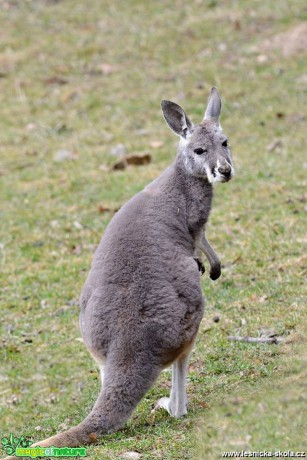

left=210, top=263, right=221, bottom=280
left=194, top=258, right=205, bottom=275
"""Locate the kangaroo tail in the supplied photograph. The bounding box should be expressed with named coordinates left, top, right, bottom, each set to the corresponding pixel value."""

left=2, top=353, right=160, bottom=459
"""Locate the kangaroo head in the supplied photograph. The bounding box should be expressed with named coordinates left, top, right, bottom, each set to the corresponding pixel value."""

left=161, top=87, right=234, bottom=183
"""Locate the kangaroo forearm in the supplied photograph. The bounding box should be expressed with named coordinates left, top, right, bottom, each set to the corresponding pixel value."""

left=197, top=233, right=221, bottom=280
left=198, top=234, right=220, bottom=267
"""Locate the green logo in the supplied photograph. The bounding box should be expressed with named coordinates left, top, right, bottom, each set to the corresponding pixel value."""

left=1, top=433, right=32, bottom=456
left=1, top=434, right=87, bottom=457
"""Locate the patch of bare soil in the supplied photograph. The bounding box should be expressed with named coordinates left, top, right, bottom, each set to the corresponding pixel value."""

left=260, top=22, right=307, bottom=57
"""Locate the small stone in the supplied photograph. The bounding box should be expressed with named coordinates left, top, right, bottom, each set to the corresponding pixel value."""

left=218, top=43, right=227, bottom=52
left=54, top=149, right=76, bottom=162
left=258, top=295, right=268, bottom=303
left=257, top=54, right=268, bottom=63
left=73, top=221, right=83, bottom=230
left=11, top=394, right=19, bottom=405
left=135, top=129, right=148, bottom=136
left=40, top=299, right=48, bottom=309
left=58, top=422, right=69, bottom=431
left=110, top=143, right=126, bottom=157
left=150, top=140, right=164, bottom=149
left=121, top=452, right=142, bottom=459
left=51, top=393, right=57, bottom=403
left=260, top=328, right=277, bottom=338
left=50, top=220, right=59, bottom=228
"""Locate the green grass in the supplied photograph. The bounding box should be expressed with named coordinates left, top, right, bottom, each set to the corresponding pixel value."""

left=196, top=341, right=306, bottom=459
left=0, top=0, right=306, bottom=459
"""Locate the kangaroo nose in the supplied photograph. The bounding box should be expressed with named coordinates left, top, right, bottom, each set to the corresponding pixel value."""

left=218, top=164, right=231, bottom=177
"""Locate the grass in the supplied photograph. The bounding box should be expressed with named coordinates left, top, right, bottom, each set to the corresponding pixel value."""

left=196, top=341, right=306, bottom=458
left=0, top=0, right=306, bottom=458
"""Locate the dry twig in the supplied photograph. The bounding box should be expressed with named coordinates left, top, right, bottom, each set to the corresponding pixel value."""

left=228, top=335, right=283, bottom=344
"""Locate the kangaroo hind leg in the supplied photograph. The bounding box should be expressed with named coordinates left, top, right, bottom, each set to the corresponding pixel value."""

left=26, top=352, right=162, bottom=450
left=154, top=352, right=190, bottom=418
left=81, top=351, right=162, bottom=435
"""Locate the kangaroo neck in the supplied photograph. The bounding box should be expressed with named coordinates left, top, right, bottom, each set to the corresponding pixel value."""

left=173, top=155, right=213, bottom=239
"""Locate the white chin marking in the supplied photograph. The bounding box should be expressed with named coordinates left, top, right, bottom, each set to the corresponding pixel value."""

left=213, top=172, right=227, bottom=183
left=213, top=166, right=234, bottom=183
left=205, top=165, right=214, bottom=183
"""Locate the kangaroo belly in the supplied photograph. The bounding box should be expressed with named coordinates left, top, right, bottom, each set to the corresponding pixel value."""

left=80, top=252, right=203, bottom=369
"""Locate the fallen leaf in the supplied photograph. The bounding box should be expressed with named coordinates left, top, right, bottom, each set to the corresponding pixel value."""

left=44, top=76, right=68, bottom=85
left=23, top=338, right=33, bottom=343
left=233, top=19, right=241, bottom=30
left=71, top=245, right=82, bottom=255
left=267, top=139, right=282, bottom=152
left=112, top=154, right=151, bottom=171
left=257, top=54, right=268, bottom=63
left=98, top=204, right=113, bottom=213
left=98, top=63, right=116, bottom=75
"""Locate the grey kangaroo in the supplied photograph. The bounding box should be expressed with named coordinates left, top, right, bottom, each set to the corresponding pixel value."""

left=4, top=87, right=234, bottom=457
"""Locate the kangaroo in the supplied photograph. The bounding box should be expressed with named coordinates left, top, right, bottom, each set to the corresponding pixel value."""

left=3, top=87, right=234, bottom=458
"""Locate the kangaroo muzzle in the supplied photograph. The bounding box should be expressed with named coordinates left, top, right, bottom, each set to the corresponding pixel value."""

left=218, top=163, right=232, bottom=179
left=215, top=160, right=234, bottom=182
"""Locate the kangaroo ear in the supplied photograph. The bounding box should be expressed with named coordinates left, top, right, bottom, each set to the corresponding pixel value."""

left=161, top=100, right=193, bottom=138
left=204, top=87, right=221, bottom=122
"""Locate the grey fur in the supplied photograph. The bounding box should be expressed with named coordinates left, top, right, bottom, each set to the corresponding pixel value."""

left=161, top=100, right=194, bottom=138
left=204, top=86, right=221, bottom=122
left=4, top=88, right=234, bottom=456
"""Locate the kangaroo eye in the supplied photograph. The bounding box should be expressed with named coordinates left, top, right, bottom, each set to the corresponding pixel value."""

left=222, top=140, right=228, bottom=148
left=194, top=148, right=206, bottom=155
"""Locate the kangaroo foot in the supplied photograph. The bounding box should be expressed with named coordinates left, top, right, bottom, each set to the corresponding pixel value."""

left=152, top=397, right=187, bottom=418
